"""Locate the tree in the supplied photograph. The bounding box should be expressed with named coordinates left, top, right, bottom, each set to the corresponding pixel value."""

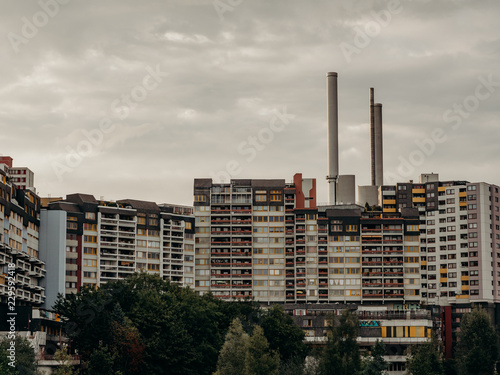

left=361, top=340, right=387, bottom=375
left=319, top=309, right=361, bottom=375
left=0, top=335, right=37, bottom=375
left=53, top=346, right=77, bottom=375
left=54, top=272, right=260, bottom=375
left=455, top=307, right=498, bottom=375
left=260, top=305, right=308, bottom=364
left=214, top=318, right=250, bottom=375
left=0, top=343, right=15, bottom=375
left=110, top=318, right=145, bottom=373
left=244, top=325, right=280, bottom=375
left=87, top=341, right=116, bottom=375
left=406, top=334, right=443, bottom=375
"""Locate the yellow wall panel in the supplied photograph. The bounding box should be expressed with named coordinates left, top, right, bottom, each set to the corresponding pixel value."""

left=410, top=326, right=416, bottom=337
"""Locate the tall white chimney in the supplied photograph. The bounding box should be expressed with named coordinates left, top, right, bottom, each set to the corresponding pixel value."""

left=327, top=72, right=339, bottom=205
left=374, top=103, right=383, bottom=186
left=370, top=88, right=375, bottom=185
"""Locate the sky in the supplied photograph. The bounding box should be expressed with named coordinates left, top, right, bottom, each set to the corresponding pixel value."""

left=1, top=0, right=499, bottom=206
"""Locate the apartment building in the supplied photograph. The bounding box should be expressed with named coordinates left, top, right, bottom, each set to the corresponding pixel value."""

left=0, top=159, right=46, bottom=307
left=40, top=194, right=195, bottom=306
left=193, top=173, right=421, bottom=306
left=380, top=173, right=500, bottom=356
left=285, top=303, right=433, bottom=375
left=380, top=174, right=500, bottom=306
left=0, top=156, right=35, bottom=191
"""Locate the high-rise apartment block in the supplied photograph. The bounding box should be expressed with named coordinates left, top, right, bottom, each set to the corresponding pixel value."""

left=0, top=157, right=45, bottom=307
left=41, top=194, right=195, bottom=306
left=193, top=173, right=421, bottom=306
left=380, top=174, right=500, bottom=307
left=378, top=174, right=500, bottom=356
left=0, top=156, right=35, bottom=192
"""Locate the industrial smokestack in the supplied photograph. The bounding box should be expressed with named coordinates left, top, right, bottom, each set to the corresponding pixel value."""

left=374, top=103, right=383, bottom=186
left=327, top=72, right=339, bottom=205
left=370, top=88, right=375, bottom=186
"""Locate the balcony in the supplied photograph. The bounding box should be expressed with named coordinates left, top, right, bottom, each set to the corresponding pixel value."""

left=384, top=271, right=404, bottom=276
left=384, top=293, right=404, bottom=298
left=211, top=283, right=231, bottom=288
left=362, top=282, right=382, bottom=287
left=363, top=294, right=383, bottom=298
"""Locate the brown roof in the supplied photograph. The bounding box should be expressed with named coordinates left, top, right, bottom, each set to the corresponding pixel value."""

left=251, top=179, right=286, bottom=188
left=117, top=199, right=160, bottom=212
left=66, top=193, right=98, bottom=205
left=48, top=202, right=82, bottom=213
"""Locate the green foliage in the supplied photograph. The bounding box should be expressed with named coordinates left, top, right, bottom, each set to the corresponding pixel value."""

left=406, top=334, right=443, bottom=375
left=455, top=307, right=498, bottom=375
left=278, top=358, right=305, bottom=375
left=319, top=309, right=361, bottom=375
left=54, top=272, right=261, bottom=375
left=214, top=318, right=249, bottom=375
left=361, top=340, right=387, bottom=375
left=0, top=341, right=15, bottom=375
left=53, top=347, right=77, bottom=375
left=87, top=341, right=116, bottom=375
left=364, top=203, right=382, bottom=212
left=0, top=335, right=37, bottom=375
left=443, top=359, right=457, bottom=375
left=244, top=325, right=280, bottom=375
left=260, top=305, right=308, bottom=363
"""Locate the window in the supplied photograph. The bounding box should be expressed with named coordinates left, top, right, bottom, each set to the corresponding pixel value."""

left=270, top=190, right=282, bottom=202
left=255, top=191, right=267, bottom=202
left=253, top=216, right=268, bottom=223
left=67, top=222, right=78, bottom=230
left=329, top=257, right=344, bottom=264
left=147, top=263, right=160, bottom=271
left=194, top=195, right=206, bottom=202
left=269, top=216, right=284, bottom=222
left=84, top=247, right=97, bottom=255
left=84, top=223, right=97, bottom=231
left=83, top=259, right=97, bottom=267
left=84, top=235, right=97, bottom=243
left=331, top=220, right=343, bottom=232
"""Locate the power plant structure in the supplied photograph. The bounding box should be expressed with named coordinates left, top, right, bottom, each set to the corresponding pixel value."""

left=326, top=72, right=383, bottom=207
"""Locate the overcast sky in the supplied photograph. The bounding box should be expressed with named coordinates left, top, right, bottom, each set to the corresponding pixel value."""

left=1, top=0, right=499, bottom=205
